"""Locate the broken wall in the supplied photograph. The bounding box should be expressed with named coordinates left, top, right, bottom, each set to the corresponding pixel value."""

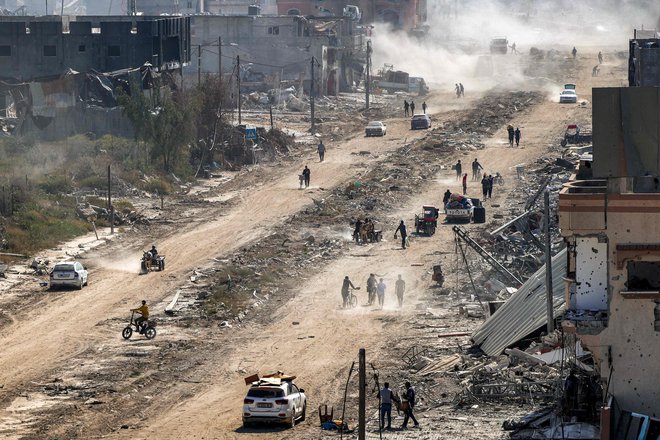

left=592, top=87, right=660, bottom=179
left=20, top=106, right=133, bottom=140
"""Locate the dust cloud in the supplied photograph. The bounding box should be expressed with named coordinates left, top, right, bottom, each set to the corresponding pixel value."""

left=371, top=0, right=660, bottom=90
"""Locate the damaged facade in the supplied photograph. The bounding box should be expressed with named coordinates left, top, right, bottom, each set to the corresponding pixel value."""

left=559, top=30, right=660, bottom=439
left=0, top=16, right=190, bottom=139
left=188, top=14, right=366, bottom=95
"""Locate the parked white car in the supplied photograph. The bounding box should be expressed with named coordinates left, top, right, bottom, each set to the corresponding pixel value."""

left=49, top=261, right=88, bottom=290
left=243, top=379, right=306, bottom=428
left=365, top=121, right=387, bottom=137
left=559, top=84, right=578, bottom=103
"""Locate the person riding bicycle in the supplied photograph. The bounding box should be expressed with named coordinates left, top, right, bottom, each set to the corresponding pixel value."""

left=341, top=276, right=358, bottom=308
left=132, top=300, right=149, bottom=333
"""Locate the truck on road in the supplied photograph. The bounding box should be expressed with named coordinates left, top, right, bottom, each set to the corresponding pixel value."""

left=374, top=65, right=429, bottom=95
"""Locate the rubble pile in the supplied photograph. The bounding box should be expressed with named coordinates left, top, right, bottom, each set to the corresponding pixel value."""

left=75, top=202, right=147, bottom=226
left=459, top=91, right=544, bottom=136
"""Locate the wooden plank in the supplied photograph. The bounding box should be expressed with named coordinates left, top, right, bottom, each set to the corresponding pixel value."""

left=437, top=332, right=471, bottom=338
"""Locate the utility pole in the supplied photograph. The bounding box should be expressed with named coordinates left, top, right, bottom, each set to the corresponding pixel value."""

left=197, top=44, right=202, bottom=85
left=365, top=40, right=371, bottom=110
left=237, top=55, right=242, bottom=125
left=544, top=190, right=554, bottom=332
left=107, top=165, right=114, bottom=235
left=45, top=0, right=48, bottom=14
left=310, top=56, right=316, bottom=134
left=269, top=105, right=274, bottom=131
left=358, top=348, right=366, bottom=440
left=218, top=36, right=222, bottom=79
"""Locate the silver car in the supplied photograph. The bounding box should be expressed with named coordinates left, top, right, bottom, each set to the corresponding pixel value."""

left=49, top=261, right=88, bottom=290
left=243, top=380, right=306, bottom=428
left=365, top=121, right=386, bottom=137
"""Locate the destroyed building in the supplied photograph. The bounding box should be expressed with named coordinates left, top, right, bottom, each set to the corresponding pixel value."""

left=188, top=14, right=366, bottom=95
left=0, top=16, right=190, bottom=139
left=559, top=30, right=660, bottom=438
left=0, top=16, right=190, bottom=81
left=628, top=29, right=660, bottom=87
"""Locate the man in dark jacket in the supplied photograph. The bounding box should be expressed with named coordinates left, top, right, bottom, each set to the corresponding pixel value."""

left=394, top=220, right=407, bottom=249
left=443, top=189, right=452, bottom=206
left=341, top=276, right=357, bottom=308
left=366, top=273, right=377, bottom=305
left=401, top=381, right=420, bottom=429
left=302, top=166, right=311, bottom=188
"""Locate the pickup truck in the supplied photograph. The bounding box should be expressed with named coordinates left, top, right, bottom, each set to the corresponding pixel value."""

left=445, top=194, right=474, bottom=222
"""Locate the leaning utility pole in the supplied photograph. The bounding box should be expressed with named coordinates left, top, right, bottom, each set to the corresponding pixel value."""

left=310, top=56, right=316, bottom=134
left=365, top=40, right=371, bottom=110
left=236, top=55, right=242, bottom=125
left=107, top=165, right=114, bottom=235
left=544, top=190, right=554, bottom=332
left=197, top=44, right=202, bottom=85
left=218, top=36, right=222, bottom=79
left=358, top=348, right=366, bottom=440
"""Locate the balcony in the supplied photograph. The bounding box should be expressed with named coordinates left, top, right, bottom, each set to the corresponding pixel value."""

left=559, top=179, right=607, bottom=233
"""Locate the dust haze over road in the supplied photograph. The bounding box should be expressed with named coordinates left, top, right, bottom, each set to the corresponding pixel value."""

left=0, top=6, right=633, bottom=439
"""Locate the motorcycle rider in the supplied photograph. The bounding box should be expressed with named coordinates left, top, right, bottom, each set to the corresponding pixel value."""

left=341, top=276, right=358, bottom=308
left=132, top=300, right=149, bottom=332
left=150, top=245, right=158, bottom=258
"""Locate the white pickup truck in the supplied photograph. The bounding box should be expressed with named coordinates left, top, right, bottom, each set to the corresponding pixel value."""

left=445, top=194, right=475, bottom=222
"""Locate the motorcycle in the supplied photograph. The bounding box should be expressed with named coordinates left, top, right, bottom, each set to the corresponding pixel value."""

left=122, top=311, right=157, bottom=340
left=140, top=251, right=165, bottom=274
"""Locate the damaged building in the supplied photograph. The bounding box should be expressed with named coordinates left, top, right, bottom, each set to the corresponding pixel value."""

left=0, top=15, right=190, bottom=139
left=188, top=14, right=366, bottom=95
left=559, top=30, right=660, bottom=439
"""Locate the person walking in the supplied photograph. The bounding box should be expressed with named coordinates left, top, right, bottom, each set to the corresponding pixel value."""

left=302, top=165, right=311, bottom=188
left=598, top=51, right=603, bottom=64
left=376, top=278, right=386, bottom=308
left=409, top=100, right=415, bottom=115
left=317, top=140, right=325, bottom=162
left=572, top=46, right=577, bottom=59
left=487, top=174, right=494, bottom=199
left=366, top=273, right=377, bottom=305
left=377, top=382, right=400, bottom=431
left=395, top=275, right=405, bottom=308
left=471, top=158, right=483, bottom=181
left=507, top=125, right=514, bottom=147
left=481, top=174, right=489, bottom=200
left=455, top=83, right=460, bottom=98
left=341, top=275, right=357, bottom=308
left=404, top=99, right=409, bottom=117
left=462, top=173, right=468, bottom=195
left=514, top=127, right=521, bottom=147
left=459, top=83, right=464, bottom=97
left=455, top=160, right=462, bottom=180
left=510, top=42, right=517, bottom=54
left=422, top=101, right=427, bottom=114
left=394, top=220, right=407, bottom=249
left=442, top=189, right=452, bottom=206
left=401, top=381, right=420, bottom=429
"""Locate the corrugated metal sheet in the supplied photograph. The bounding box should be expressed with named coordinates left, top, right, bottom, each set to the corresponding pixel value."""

left=472, top=248, right=567, bottom=356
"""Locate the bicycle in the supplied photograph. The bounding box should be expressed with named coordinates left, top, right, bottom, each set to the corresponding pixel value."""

left=493, top=172, right=504, bottom=186
left=343, top=287, right=360, bottom=309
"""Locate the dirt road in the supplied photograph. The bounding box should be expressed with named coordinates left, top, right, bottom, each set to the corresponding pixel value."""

left=0, top=49, right=625, bottom=439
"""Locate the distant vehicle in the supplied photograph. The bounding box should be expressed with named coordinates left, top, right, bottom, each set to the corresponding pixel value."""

left=375, top=65, right=429, bottom=95
left=49, top=261, right=88, bottom=290
left=365, top=121, right=387, bottom=137
left=559, top=84, right=578, bottom=103
left=490, top=37, right=508, bottom=54
left=342, top=4, right=361, bottom=21
left=243, top=376, right=306, bottom=428
left=411, top=114, right=431, bottom=130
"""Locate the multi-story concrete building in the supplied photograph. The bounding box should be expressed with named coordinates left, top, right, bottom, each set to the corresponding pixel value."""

left=188, top=14, right=366, bottom=95
left=560, top=37, right=660, bottom=436
left=0, top=15, right=191, bottom=81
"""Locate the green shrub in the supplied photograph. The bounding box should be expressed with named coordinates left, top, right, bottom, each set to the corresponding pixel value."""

left=143, top=177, right=173, bottom=195
left=37, top=175, right=73, bottom=194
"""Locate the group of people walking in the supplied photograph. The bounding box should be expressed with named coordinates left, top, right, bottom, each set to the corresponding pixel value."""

left=343, top=273, right=407, bottom=309
left=377, top=381, right=419, bottom=431
left=449, top=158, right=497, bottom=200
left=454, top=83, right=465, bottom=98
left=507, top=125, right=521, bottom=147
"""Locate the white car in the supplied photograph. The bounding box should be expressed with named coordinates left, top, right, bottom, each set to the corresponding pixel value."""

left=49, top=261, right=88, bottom=290
left=365, top=121, right=386, bottom=137
left=559, top=84, right=578, bottom=103
left=243, top=379, right=306, bottom=428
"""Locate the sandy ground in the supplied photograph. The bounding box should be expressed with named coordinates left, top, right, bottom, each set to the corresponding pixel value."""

left=0, top=48, right=626, bottom=440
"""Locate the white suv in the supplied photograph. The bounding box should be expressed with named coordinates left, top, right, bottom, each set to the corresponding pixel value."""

left=242, top=380, right=306, bottom=428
